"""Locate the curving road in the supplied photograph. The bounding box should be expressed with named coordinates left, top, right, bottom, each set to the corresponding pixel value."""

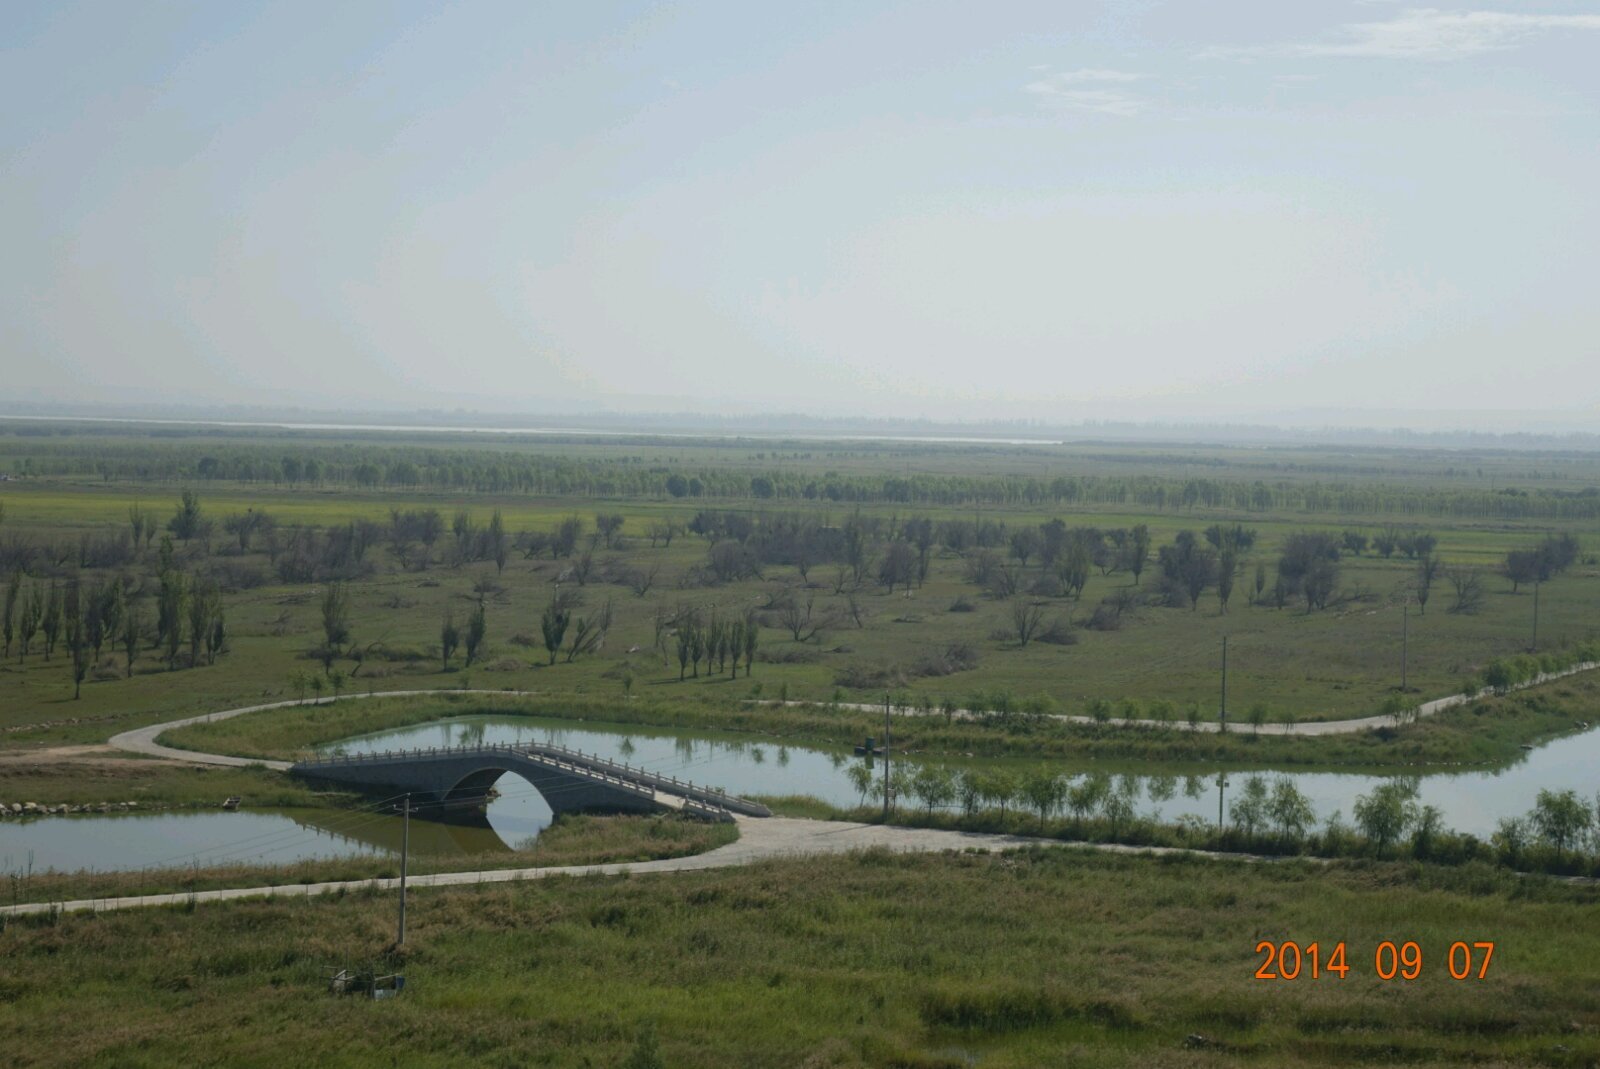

left=811, top=661, right=1600, bottom=736
left=109, top=658, right=1600, bottom=773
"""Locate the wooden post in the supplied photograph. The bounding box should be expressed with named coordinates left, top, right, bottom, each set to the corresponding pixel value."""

left=397, top=795, right=409, bottom=946
left=1401, top=597, right=1409, bottom=692
left=882, top=694, right=892, bottom=818
left=1219, top=636, right=1228, bottom=731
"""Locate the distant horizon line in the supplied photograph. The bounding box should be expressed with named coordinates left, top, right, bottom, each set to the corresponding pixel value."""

left=3, top=401, right=1599, bottom=452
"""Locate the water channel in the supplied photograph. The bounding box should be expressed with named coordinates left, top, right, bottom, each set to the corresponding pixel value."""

left=4, top=713, right=1597, bottom=877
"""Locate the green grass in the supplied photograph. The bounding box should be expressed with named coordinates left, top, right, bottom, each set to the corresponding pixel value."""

left=0, top=760, right=344, bottom=811
left=1, top=455, right=1597, bottom=745
left=1, top=847, right=1597, bottom=1067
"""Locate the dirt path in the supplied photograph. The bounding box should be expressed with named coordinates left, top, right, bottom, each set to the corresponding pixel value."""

left=0, top=744, right=130, bottom=765
left=106, top=658, right=1600, bottom=775
left=814, top=660, right=1600, bottom=736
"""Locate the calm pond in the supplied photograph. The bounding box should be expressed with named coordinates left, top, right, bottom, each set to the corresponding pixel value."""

left=4, top=713, right=1598, bottom=876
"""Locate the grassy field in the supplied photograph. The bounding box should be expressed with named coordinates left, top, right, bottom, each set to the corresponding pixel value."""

left=0, top=758, right=342, bottom=811
left=3, top=427, right=1599, bottom=1066
left=0, top=475, right=1595, bottom=747
left=0, top=422, right=1593, bottom=742
left=1, top=846, right=1596, bottom=1067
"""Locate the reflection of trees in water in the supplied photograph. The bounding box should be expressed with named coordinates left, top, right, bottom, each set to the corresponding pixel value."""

left=674, top=737, right=696, bottom=760
left=751, top=747, right=765, bottom=764
left=293, top=808, right=513, bottom=857
left=619, top=737, right=636, bottom=758
left=777, top=746, right=790, bottom=768
left=1183, top=775, right=1206, bottom=800
left=1148, top=775, right=1177, bottom=803
left=456, top=722, right=487, bottom=748
left=827, top=752, right=846, bottom=770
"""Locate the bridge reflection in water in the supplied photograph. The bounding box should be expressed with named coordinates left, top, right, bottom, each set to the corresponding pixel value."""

left=287, top=770, right=562, bottom=857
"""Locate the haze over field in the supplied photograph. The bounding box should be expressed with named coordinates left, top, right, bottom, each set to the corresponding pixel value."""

left=4, top=2, right=1598, bottom=430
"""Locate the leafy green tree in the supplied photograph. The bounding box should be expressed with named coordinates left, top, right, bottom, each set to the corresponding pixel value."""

left=440, top=611, right=460, bottom=670
left=121, top=602, right=143, bottom=678
left=168, top=490, right=205, bottom=541
left=1126, top=524, right=1151, bottom=584
left=1065, top=774, right=1107, bottom=823
left=188, top=581, right=219, bottom=668
left=1268, top=778, right=1316, bottom=841
left=487, top=509, right=508, bottom=574
left=1100, top=780, right=1136, bottom=836
left=464, top=601, right=488, bottom=666
left=1531, top=789, right=1592, bottom=856
left=910, top=764, right=957, bottom=815
left=319, top=581, right=351, bottom=673
left=1020, top=769, right=1066, bottom=827
left=1492, top=816, right=1530, bottom=864
left=541, top=597, right=572, bottom=666
left=40, top=582, right=61, bottom=659
left=1231, top=775, right=1269, bottom=836
left=1353, top=781, right=1420, bottom=852
left=847, top=763, right=874, bottom=807
left=207, top=608, right=227, bottom=664
left=158, top=571, right=187, bottom=669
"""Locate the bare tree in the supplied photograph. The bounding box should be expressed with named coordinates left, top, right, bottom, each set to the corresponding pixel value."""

left=987, top=561, right=1024, bottom=598
left=1009, top=599, right=1046, bottom=646
left=1446, top=566, right=1485, bottom=615
left=595, top=513, right=625, bottom=549
left=742, top=613, right=758, bottom=676
left=572, top=550, right=595, bottom=585
left=67, top=584, right=89, bottom=699
left=626, top=563, right=660, bottom=597
left=778, top=592, right=833, bottom=643
left=1415, top=553, right=1441, bottom=614
left=845, top=593, right=867, bottom=629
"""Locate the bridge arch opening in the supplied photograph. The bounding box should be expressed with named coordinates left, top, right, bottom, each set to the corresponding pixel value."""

left=441, top=768, right=554, bottom=845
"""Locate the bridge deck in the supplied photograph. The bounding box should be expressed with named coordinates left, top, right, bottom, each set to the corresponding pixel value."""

left=290, top=740, right=771, bottom=821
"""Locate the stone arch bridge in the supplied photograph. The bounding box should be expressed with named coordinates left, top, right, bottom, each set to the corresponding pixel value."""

left=290, top=741, right=770, bottom=823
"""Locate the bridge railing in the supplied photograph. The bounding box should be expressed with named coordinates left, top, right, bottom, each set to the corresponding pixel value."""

left=293, top=739, right=770, bottom=817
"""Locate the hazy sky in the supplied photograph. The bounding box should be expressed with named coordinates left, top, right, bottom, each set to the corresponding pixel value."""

left=4, top=2, right=1598, bottom=428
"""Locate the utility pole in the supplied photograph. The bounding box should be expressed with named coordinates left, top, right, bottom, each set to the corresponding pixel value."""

left=1401, top=597, right=1409, bottom=692
left=397, top=795, right=410, bottom=946
left=882, top=694, right=892, bottom=819
left=1219, top=636, right=1228, bottom=732
left=1216, top=773, right=1227, bottom=831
